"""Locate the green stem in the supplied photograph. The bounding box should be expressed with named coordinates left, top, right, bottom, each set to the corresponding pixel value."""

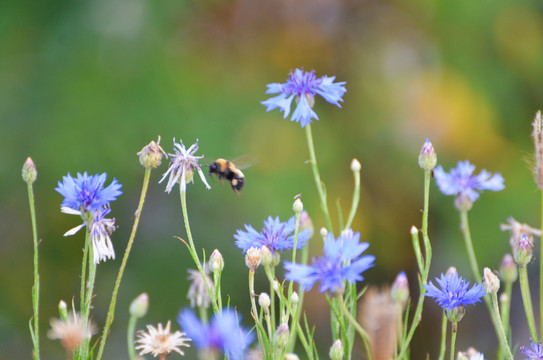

left=80, top=231, right=89, bottom=314
left=422, top=170, right=432, bottom=268
left=344, top=162, right=360, bottom=231
left=540, top=189, right=543, bottom=335
left=490, top=293, right=515, bottom=360
left=81, top=237, right=96, bottom=359
left=96, top=168, right=151, bottom=360
left=249, top=270, right=267, bottom=356
left=305, top=124, right=334, bottom=235
left=337, top=296, right=372, bottom=360
left=449, top=321, right=457, bottom=360
left=520, top=265, right=539, bottom=341
left=502, top=282, right=512, bottom=341
left=127, top=315, right=137, bottom=360
left=179, top=187, right=219, bottom=314
left=286, top=211, right=301, bottom=317
left=26, top=183, right=40, bottom=360
left=438, top=312, right=447, bottom=360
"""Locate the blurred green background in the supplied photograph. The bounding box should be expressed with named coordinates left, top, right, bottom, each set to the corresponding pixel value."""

left=1, top=0, right=543, bottom=358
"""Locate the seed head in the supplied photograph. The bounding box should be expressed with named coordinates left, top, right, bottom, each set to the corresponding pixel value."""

left=245, top=247, right=262, bottom=272
left=138, top=136, right=166, bottom=169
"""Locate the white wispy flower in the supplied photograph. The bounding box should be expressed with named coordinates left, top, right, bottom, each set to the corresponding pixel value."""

left=48, top=312, right=95, bottom=353
left=136, top=321, right=191, bottom=358
left=159, top=139, right=211, bottom=193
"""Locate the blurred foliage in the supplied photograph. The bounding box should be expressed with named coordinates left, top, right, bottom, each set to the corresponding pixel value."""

left=1, top=0, right=543, bottom=358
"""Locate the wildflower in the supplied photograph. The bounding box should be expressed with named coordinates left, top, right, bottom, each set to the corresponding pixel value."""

left=234, top=215, right=311, bottom=254
left=177, top=308, right=253, bottom=360
left=186, top=269, right=214, bottom=309
left=418, top=139, right=437, bottom=171
left=514, top=234, right=534, bottom=266
left=56, top=172, right=122, bottom=213
left=500, top=217, right=541, bottom=249
left=261, top=68, right=347, bottom=128
left=284, top=229, right=375, bottom=294
left=62, top=207, right=117, bottom=264
left=159, top=139, right=211, bottom=193
left=136, top=321, right=191, bottom=358
left=521, top=338, right=543, bottom=359
left=48, top=312, right=95, bottom=353
left=434, top=160, right=504, bottom=211
left=424, top=272, right=486, bottom=311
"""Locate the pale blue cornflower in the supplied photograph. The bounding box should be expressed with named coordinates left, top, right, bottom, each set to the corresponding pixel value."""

left=177, top=309, right=253, bottom=360
left=434, top=160, right=504, bottom=210
left=234, top=215, right=311, bottom=254
left=284, top=229, right=375, bottom=294
left=160, top=139, right=211, bottom=193
left=56, top=172, right=122, bottom=213
left=424, top=272, right=486, bottom=311
left=261, top=68, right=347, bottom=128
left=521, top=338, right=543, bottom=359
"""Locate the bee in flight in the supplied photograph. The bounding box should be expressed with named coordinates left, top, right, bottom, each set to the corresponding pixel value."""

left=209, top=158, right=246, bottom=195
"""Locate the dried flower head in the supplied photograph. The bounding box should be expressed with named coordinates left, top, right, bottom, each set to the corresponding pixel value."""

left=532, top=110, right=543, bottom=189
left=159, top=139, right=211, bottom=193
left=500, top=217, right=541, bottom=249
left=136, top=321, right=191, bottom=358
left=261, top=68, right=347, bottom=128
left=187, top=269, right=214, bottom=309
left=48, top=312, right=95, bottom=353
left=483, top=268, right=500, bottom=294
left=245, top=247, right=262, bottom=272
left=138, top=136, right=167, bottom=169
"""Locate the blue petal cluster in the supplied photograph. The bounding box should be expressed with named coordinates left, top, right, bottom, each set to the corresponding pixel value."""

left=234, top=215, right=311, bottom=254
left=284, top=230, right=375, bottom=293
left=177, top=309, right=253, bottom=360
left=424, top=272, right=486, bottom=310
left=521, top=339, right=543, bottom=360
left=434, top=160, right=504, bottom=203
left=261, top=69, right=347, bottom=128
left=56, top=172, right=122, bottom=213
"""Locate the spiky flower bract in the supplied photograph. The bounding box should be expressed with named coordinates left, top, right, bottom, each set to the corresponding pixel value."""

left=521, top=338, right=543, bottom=359
left=424, top=272, right=486, bottom=311
left=136, top=321, right=191, bottom=358
left=234, top=215, right=311, bottom=254
left=434, top=160, right=504, bottom=210
left=56, top=172, right=122, bottom=213
left=261, top=68, right=347, bottom=128
left=177, top=309, right=253, bottom=360
left=284, top=229, right=375, bottom=294
left=159, top=139, right=211, bottom=193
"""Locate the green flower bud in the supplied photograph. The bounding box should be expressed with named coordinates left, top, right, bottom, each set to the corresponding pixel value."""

left=418, top=139, right=437, bottom=171
left=22, top=157, right=37, bottom=184
left=329, top=339, right=344, bottom=360
left=129, top=293, right=149, bottom=319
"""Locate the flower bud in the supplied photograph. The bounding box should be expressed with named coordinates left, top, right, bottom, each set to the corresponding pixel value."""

left=500, top=254, right=517, bottom=284
left=58, top=300, right=68, bottom=320
left=391, top=271, right=409, bottom=306
left=446, top=305, right=465, bottom=324
left=291, top=292, right=299, bottom=307
left=499, top=292, right=509, bottom=307
left=410, top=225, right=418, bottom=235
left=293, top=198, right=303, bottom=214
left=418, top=139, right=437, bottom=171
left=483, top=268, right=500, bottom=294
left=137, top=137, right=165, bottom=169
left=209, top=249, right=224, bottom=273
left=272, top=251, right=281, bottom=267
left=260, top=246, right=272, bottom=266
left=456, top=352, right=468, bottom=360
left=514, top=234, right=533, bottom=266
left=320, top=227, right=328, bottom=241
left=285, top=354, right=300, bottom=360
left=22, top=157, right=37, bottom=184
left=351, top=158, right=361, bottom=172
left=129, top=293, right=149, bottom=318
left=446, top=267, right=458, bottom=277
left=274, top=323, right=290, bottom=350
left=245, top=247, right=262, bottom=272
left=259, top=293, right=271, bottom=311
left=273, top=280, right=280, bottom=292
left=299, top=211, right=314, bottom=238
left=329, top=339, right=344, bottom=360
left=454, top=193, right=473, bottom=212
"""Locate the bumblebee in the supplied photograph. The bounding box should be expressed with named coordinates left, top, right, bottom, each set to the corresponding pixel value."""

left=209, top=158, right=245, bottom=194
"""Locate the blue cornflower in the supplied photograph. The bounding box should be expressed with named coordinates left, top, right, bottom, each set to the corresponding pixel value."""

left=424, top=272, right=486, bottom=311
left=56, top=172, right=122, bottom=213
left=521, top=338, right=543, bottom=359
left=434, top=160, right=504, bottom=210
left=284, top=229, right=375, bottom=294
left=261, top=68, right=347, bottom=128
left=177, top=308, right=253, bottom=360
left=234, top=215, right=311, bottom=254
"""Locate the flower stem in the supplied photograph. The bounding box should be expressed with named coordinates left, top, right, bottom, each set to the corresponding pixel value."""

left=305, top=124, right=334, bottom=235
left=540, top=189, right=543, bottom=335
left=520, top=265, right=539, bottom=342
left=80, top=231, right=89, bottom=314
left=422, top=170, right=432, bottom=268
left=96, top=168, right=151, bottom=360
left=127, top=314, right=137, bottom=360
left=344, top=162, right=360, bottom=231
left=449, top=321, right=457, bottom=360
left=26, top=182, right=40, bottom=360
left=438, top=312, right=447, bottom=360
left=179, top=187, right=219, bottom=314
left=490, top=292, right=515, bottom=360
left=337, top=295, right=372, bottom=360
left=287, top=211, right=301, bottom=316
